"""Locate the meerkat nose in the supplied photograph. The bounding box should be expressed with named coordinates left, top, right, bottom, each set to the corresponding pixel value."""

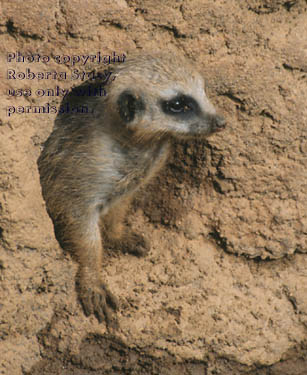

left=212, top=114, right=226, bottom=132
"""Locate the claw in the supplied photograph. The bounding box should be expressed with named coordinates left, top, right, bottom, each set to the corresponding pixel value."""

left=78, top=279, right=118, bottom=325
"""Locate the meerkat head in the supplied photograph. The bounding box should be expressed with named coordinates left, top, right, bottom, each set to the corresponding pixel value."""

left=106, top=53, right=225, bottom=140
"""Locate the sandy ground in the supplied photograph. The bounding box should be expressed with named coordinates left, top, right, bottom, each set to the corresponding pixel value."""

left=0, top=0, right=306, bottom=374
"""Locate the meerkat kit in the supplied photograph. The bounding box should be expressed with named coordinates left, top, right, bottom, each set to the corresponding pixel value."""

left=38, top=53, right=226, bottom=324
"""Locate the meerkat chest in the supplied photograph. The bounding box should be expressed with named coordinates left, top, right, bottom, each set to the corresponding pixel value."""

left=139, top=141, right=170, bottom=183
left=116, top=141, right=170, bottom=194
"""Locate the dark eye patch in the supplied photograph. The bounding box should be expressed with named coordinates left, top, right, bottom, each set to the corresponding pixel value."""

left=161, top=95, right=199, bottom=116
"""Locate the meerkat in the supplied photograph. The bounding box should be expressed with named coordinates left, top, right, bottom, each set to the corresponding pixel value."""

left=38, top=53, right=226, bottom=325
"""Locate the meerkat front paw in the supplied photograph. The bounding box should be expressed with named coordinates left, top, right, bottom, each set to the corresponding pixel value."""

left=77, top=274, right=118, bottom=326
left=104, top=232, right=150, bottom=257
left=122, top=232, right=150, bottom=257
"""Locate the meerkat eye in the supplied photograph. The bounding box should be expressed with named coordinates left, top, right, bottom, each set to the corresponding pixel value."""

left=161, top=95, right=199, bottom=116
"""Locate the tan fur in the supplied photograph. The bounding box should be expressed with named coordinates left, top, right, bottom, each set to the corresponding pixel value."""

left=38, top=53, right=225, bottom=324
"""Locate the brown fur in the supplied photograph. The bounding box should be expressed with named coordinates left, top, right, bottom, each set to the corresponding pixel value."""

left=38, top=53, right=225, bottom=325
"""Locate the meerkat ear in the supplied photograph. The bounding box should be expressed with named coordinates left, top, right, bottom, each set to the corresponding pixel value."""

left=117, top=91, right=145, bottom=123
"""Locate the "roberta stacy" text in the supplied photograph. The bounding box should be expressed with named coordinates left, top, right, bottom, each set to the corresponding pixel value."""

left=7, top=68, right=114, bottom=82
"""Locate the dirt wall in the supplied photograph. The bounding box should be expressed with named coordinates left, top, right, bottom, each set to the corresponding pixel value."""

left=0, top=0, right=306, bottom=374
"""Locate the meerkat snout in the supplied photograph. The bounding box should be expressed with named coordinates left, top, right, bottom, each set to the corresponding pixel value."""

left=38, top=52, right=226, bottom=325
left=200, top=113, right=226, bottom=134
left=213, top=114, right=227, bottom=130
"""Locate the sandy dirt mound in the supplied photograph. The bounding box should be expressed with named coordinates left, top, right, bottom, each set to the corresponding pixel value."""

left=0, top=0, right=306, bottom=374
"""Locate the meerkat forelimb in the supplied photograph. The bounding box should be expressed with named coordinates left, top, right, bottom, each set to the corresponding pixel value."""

left=38, top=53, right=226, bottom=324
